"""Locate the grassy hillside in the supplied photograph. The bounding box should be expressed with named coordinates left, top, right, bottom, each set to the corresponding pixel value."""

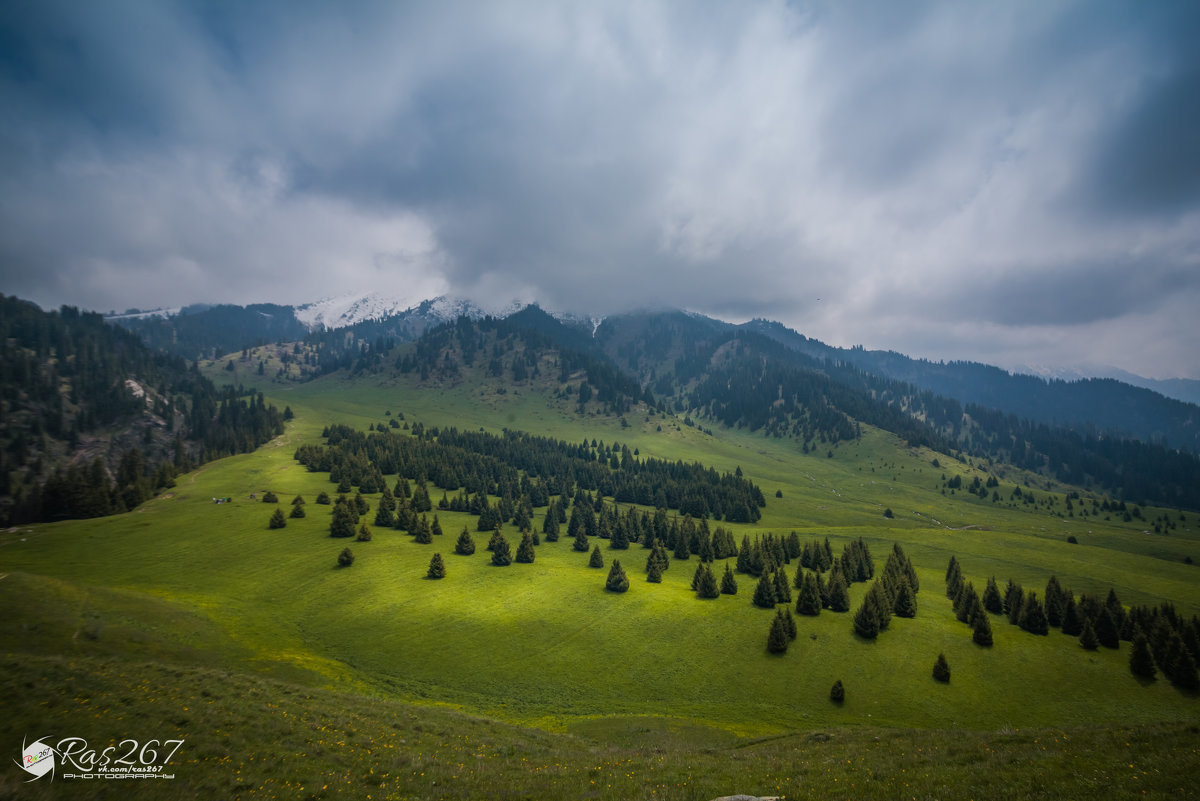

left=3, top=357, right=1198, bottom=794
left=3, top=653, right=1197, bottom=800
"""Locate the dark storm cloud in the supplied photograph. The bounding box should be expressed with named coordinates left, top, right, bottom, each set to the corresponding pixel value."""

left=0, top=0, right=1197, bottom=377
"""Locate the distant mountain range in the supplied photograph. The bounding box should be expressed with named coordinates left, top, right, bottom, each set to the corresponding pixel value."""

left=101, top=291, right=1199, bottom=455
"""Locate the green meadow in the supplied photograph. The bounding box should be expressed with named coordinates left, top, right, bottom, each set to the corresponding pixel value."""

left=3, top=363, right=1199, bottom=796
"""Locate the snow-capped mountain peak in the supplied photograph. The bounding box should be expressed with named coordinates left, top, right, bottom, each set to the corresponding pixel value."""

left=293, top=291, right=536, bottom=331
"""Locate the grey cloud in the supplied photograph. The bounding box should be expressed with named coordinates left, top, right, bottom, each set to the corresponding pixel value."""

left=0, top=0, right=1197, bottom=378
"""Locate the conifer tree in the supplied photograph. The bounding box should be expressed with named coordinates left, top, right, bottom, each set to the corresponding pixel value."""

left=1129, top=626, right=1156, bottom=680
left=647, top=559, right=663, bottom=583
left=767, top=611, right=790, bottom=654
left=374, top=504, right=394, bottom=528
left=589, top=544, right=604, bottom=568
left=1095, top=608, right=1120, bottom=649
left=945, top=555, right=962, bottom=598
left=572, top=527, right=590, bottom=553
left=893, top=576, right=917, bottom=618
left=1019, top=591, right=1049, bottom=635
left=290, top=503, right=306, bottom=519
left=1105, top=588, right=1126, bottom=632
left=1005, top=581, right=1024, bottom=625
left=515, top=531, right=536, bottom=564
left=973, top=609, right=993, bottom=646
left=796, top=572, right=822, bottom=616
left=606, top=560, right=629, bottom=592
left=1045, top=576, right=1065, bottom=628
left=720, top=562, right=738, bottom=595
left=1061, top=596, right=1084, bottom=636
left=982, top=576, right=1003, bottom=615
left=356, top=522, right=372, bottom=542
left=697, top=564, right=720, bottom=599
left=491, top=533, right=512, bottom=566
left=953, top=581, right=971, bottom=622
left=269, top=508, right=287, bottom=529
left=330, top=500, right=356, bottom=538
left=427, top=552, right=446, bottom=579
left=337, top=547, right=354, bottom=567
left=611, top=523, right=629, bottom=550
left=793, top=559, right=806, bottom=590
left=736, top=536, right=752, bottom=574
left=673, top=527, right=691, bottom=561
left=316, top=491, right=331, bottom=505
left=752, top=573, right=777, bottom=609
left=1170, top=642, right=1200, bottom=691
left=773, top=569, right=792, bottom=604
left=691, top=561, right=705, bottom=590
left=432, top=515, right=443, bottom=537
left=827, top=572, right=851, bottom=613
left=830, top=679, right=845, bottom=704
left=869, top=582, right=892, bottom=631
left=543, top=504, right=560, bottom=542
left=780, top=607, right=796, bottom=640
left=932, top=653, right=951, bottom=683
left=1079, top=618, right=1099, bottom=650
left=413, top=515, right=433, bottom=544
left=454, top=527, right=476, bottom=555
left=292, top=495, right=305, bottom=506
left=853, top=593, right=881, bottom=639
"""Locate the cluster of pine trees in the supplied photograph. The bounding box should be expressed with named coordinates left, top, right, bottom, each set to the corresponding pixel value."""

left=946, top=556, right=1200, bottom=689
left=851, top=543, right=920, bottom=640
left=294, top=423, right=765, bottom=527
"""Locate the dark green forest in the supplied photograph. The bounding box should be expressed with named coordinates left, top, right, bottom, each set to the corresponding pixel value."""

left=0, top=296, right=285, bottom=524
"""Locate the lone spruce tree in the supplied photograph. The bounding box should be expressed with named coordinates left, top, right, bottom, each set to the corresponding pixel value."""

left=515, top=531, right=536, bottom=563
left=767, top=611, right=790, bottom=654
left=720, top=562, right=738, bottom=595
left=606, top=560, right=629, bottom=593
left=589, top=544, right=605, bottom=568
left=830, top=679, right=845, bottom=704
left=268, top=508, right=287, bottom=529
left=427, top=553, right=445, bottom=579
left=337, top=547, right=354, bottom=567
left=454, top=527, right=476, bottom=555
left=932, top=652, right=951, bottom=683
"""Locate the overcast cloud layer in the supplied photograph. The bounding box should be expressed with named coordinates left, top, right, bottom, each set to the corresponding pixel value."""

left=1, top=0, right=1198, bottom=378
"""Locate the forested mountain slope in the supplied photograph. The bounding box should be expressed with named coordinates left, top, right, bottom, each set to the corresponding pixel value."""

left=742, top=319, right=1200, bottom=452
left=0, top=296, right=285, bottom=524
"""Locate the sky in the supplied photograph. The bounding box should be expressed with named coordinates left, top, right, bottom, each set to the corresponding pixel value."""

left=1, top=1, right=1198, bottom=379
